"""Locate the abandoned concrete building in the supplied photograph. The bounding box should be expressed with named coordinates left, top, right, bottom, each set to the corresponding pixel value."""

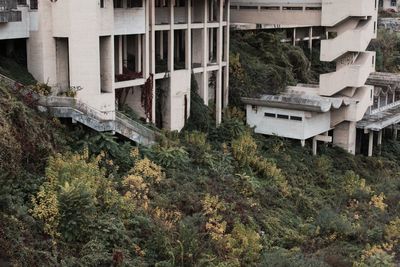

left=0, top=0, right=399, bottom=156
left=0, top=0, right=230, bottom=135
left=230, top=0, right=400, bottom=156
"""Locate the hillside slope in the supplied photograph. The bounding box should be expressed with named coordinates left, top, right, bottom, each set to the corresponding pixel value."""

left=1, top=81, right=400, bottom=266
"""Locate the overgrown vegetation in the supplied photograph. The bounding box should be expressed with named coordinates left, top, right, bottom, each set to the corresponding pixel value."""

left=229, top=31, right=317, bottom=106
left=3, top=28, right=400, bottom=266
left=0, top=55, right=36, bottom=85
left=368, top=28, right=400, bottom=73
left=2, top=79, right=400, bottom=266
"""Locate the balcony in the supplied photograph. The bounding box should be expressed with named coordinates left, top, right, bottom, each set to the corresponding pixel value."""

left=0, top=10, right=21, bottom=22
left=0, top=0, right=23, bottom=23
left=321, top=0, right=376, bottom=27
left=319, top=51, right=375, bottom=96
left=320, top=18, right=375, bottom=61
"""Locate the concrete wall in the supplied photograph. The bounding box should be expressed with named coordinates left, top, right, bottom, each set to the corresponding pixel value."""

left=246, top=105, right=331, bottom=140
left=0, top=6, right=29, bottom=39
left=114, top=8, right=146, bottom=35
left=381, top=0, right=398, bottom=11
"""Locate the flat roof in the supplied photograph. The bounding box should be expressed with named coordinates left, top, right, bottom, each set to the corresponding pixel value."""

left=357, top=105, right=400, bottom=131
left=242, top=93, right=352, bottom=113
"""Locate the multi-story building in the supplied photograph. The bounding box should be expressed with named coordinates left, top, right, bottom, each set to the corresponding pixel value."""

left=1, top=0, right=230, bottom=134
left=379, top=0, right=398, bottom=12
left=232, top=0, right=380, bottom=155
left=32, top=0, right=230, bottom=131
left=1, top=0, right=398, bottom=156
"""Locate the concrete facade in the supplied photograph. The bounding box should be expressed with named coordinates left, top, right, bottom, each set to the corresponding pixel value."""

left=234, top=0, right=378, bottom=154
left=1, top=0, right=229, bottom=131
left=0, top=0, right=391, bottom=155
left=379, top=0, right=398, bottom=12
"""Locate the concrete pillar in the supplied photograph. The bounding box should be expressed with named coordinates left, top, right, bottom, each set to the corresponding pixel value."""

left=308, top=27, right=313, bottom=53
left=312, top=137, right=317, bottom=156
left=301, top=139, right=306, bottom=147
left=377, top=130, right=383, bottom=155
left=293, top=28, right=296, bottom=46
left=368, top=131, right=374, bottom=157
left=394, top=128, right=398, bottom=140
left=137, top=35, right=142, bottom=72
left=149, top=0, right=156, bottom=123
left=223, top=0, right=230, bottom=108
left=118, top=36, right=123, bottom=74
left=202, top=0, right=209, bottom=105
left=168, top=0, right=174, bottom=72
left=123, top=36, right=128, bottom=68
left=215, top=0, right=223, bottom=124
left=186, top=0, right=192, bottom=70
left=333, top=121, right=357, bottom=154
left=378, top=130, right=383, bottom=146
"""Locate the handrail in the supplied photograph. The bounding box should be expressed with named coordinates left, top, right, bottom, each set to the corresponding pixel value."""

left=0, top=73, right=157, bottom=144
left=39, top=96, right=115, bottom=121
left=116, top=111, right=159, bottom=139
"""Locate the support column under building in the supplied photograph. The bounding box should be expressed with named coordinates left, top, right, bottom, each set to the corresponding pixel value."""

left=368, top=131, right=374, bottom=157
left=333, top=121, right=357, bottom=155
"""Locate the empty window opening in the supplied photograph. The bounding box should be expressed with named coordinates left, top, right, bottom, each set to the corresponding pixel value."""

left=277, top=114, right=289, bottom=119
left=114, top=34, right=144, bottom=82
left=305, top=6, right=321, bottom=10
left=174, top=30, right=186, bottom=70
left=264, top=112, right=275, bottom=118
left=100, top=36, right=113, bottom=93
left=155, top=31, right=169, bottom=73
left=30, top=0, right=38, bottom=9
left=282, top=6, right=302, bottom=10
left=114, top=0, right=123, bottom=8
left=56, top=38, right=70, bottom=92
left=127, top=0, right=143, bottom=8
left=261, top=6, right=280, bottom=10
left=239, top=5, right=257, bottom=10
left=208, top=28, right=217, bottom=64
left=290, top=116, right=303, bottom=121
left=191, top=28, right=203, bottom=68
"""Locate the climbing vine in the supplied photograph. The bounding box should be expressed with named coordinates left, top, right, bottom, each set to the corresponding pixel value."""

left=141, top=74, right=154, bottom=122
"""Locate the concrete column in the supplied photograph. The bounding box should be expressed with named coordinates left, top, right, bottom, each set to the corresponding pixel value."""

left=394, top=128, right=398, bottom=140
left=378, top=130, right=383, bottom=145
left=118, top=36, right=123, bottom=74
left=333, top=121, right=357, bottom=154
left=215, top=0, right=223, bottom=124
left=168, top=0, right=174, bottom=72
left=223, top=0, right=230, bottom=108
left=293, top=28, right=296, bottom=46
left=149, top=0, right=156, bottom=123
left=186, top=0, right=192, bottom=70
left=137, top=35, right=142, bottom=72
left=202, top=0, right=209, bottom=105
left=312, top=137, right=317, bottom=156
left=123, top=36, right=128, bottom=68
left=368, top=131, right=374, bottom=157
left=377, top=130, right=383, bottom=156
left=308, top=27, right=313, bottom=53
left=301, top=139, right=306, bottom=147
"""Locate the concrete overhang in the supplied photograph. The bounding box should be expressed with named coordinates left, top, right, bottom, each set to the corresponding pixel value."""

left=357, top=105, right=400, bottom=131
left=367, top=72, right=400, bottom=90
left=241, top=93, right=351, bottom=113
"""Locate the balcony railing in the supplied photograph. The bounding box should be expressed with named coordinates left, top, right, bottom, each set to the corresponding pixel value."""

left=0, top=0, right=17, bottom=10
left=0, top=10, right=21, bottom=22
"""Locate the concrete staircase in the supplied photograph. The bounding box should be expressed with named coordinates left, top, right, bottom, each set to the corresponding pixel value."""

left=0, top=73, right=158, bottom=146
